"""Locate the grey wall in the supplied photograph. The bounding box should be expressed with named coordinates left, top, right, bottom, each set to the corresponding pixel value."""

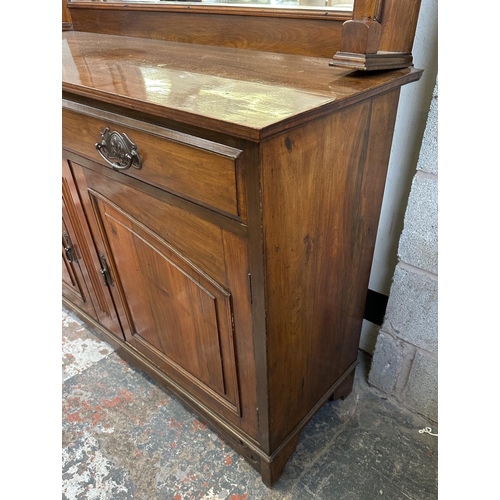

left=359, top=0, right=438, bottom=354
left=367, top=0, right=438, bottom=296
left=368, top=79, right=438, bottom=423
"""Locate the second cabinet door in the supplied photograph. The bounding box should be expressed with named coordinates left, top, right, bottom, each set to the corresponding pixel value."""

left=70, top=158, right=258, bottom=436
left=96, top=197, right=239, bottom=409
left=62, top=204, right=96, bottom=319
left=63, top=158, right=124, bottom=340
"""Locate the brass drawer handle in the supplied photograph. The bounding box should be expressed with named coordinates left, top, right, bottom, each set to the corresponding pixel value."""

left=95, top=127, right=142, bottom=171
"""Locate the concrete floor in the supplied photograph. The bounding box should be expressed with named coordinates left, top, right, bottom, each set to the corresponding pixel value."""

left=62, top=308, right=438, bottom=499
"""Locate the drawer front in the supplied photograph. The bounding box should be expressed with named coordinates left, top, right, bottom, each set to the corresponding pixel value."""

left=62, top=103, right=244, bottom=219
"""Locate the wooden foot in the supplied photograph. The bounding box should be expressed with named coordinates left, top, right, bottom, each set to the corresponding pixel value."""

left=329, top=370, right=355, bottom=401
left=260, top=433, right=300, bottom=488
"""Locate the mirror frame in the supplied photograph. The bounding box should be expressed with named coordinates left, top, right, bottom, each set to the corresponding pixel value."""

left=66, top=0, right=354, bottom=21
left=64, top=0, right=423, bottom=70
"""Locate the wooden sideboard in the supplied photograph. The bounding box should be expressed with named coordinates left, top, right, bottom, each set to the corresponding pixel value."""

left=62, top=1, right=423, bottom=486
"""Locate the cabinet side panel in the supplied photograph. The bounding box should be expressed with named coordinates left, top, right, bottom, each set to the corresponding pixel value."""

left=261, top=89, right=400, bottom=451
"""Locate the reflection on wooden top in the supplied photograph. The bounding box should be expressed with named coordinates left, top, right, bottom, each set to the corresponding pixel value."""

left=62, top=31, right=422, bottom=140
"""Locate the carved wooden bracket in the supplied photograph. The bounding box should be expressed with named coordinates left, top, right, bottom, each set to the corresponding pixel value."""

left=331, top=0, right=422, bottom=71
left=340, top=20, right=381, bottom=54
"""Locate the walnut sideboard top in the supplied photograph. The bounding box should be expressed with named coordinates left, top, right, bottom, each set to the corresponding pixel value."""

left=63, top=31, right=421, bottom=141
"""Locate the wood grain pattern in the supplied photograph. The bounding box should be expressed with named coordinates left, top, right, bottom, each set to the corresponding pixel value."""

left=63, top=106, right=244, bottom=219
left=68, top=1, right=353, bottom=21
left=69, top=6, right=345, bottom=58
left=68, top=159, right=259, bottom=437
left=221, top=229, right=259, bottom=437
left=330, top=51, right=413, bottom=71
left=63, top=158, right=124, bottom=338
left=339, top=19, right=381, bottom=54
left=94, top=195, right=241, bottom=412
left=62, top=0, right=72, bottom=29
left=378, top=0, right=422, bottom=54
left=260, top=88, right=401, bottom=451
left=331, top=0, right=422, bottom=70
left=61, top=10, right=425, bottom=485
left=77, top=165, right=229, bottom=286
left=62, top=31, right=422, bottom=140
left=65, top=151, right=248, bottom=238
left=63, top=165, right=96, bottom=316
left=62, top=212, right=93, bottom=313
left=352, top=0, right=381, bottom=19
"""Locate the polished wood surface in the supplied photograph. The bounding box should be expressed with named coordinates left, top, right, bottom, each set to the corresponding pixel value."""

left=64, top=148, right=248, bottom=238
left=331, top=51, right=414, bottom=71
left=331, top=0, right=422, bottom=70
left=67, top=0, right=423, bottom=67
left=62, top=0, right=71, bottom=22
left=75, top=165, right=230, bottom=287
left=63, top=105, right=245, bottom=219
left=68, top=1, right=353, bottom=21
left=378, top=0, right=422, bottom=54
left=94, top=194, right=241, bottom=412
left=63, top=31, right=421, bottom=140
left=62, top=12, right=424, bottom=484
left=62, top=0, right=72, bottom=30
left=261, top=88, right=401, bottom=451
left=69, top=158, right=259, bottom=439
left=62, top=194, right=95, bottom=316
left=63, top=158, right=124, bottom=338
left=68, top=5, right=346, bottom=58
left=352, top=0, right=381, bottom=19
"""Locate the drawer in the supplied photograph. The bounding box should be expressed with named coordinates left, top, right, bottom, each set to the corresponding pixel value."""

left=62, top=101, right=245, bottom=219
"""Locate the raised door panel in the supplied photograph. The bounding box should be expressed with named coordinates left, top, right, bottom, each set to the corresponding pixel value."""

left=62, top=168, right=97, bottom=319
left=69, top=155, right=259, bottom=439
left=92, top=193, right=241, bottom=416
left=62, top=158, right=124, bottom=340
left=62, top=210, right=95, bottom=317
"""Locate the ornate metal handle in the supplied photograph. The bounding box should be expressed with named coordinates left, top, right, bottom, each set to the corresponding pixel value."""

left=95, top=127, right=142, bottom=171
left=99, top=253, right=114, bottom=287
left=63, top=231, right=78, bottom=263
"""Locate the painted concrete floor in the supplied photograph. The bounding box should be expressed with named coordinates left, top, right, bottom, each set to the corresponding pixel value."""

left=62, top=308, right=438, bottom=500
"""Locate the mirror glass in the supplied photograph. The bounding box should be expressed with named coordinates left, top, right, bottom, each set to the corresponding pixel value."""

left=69, top=0, right=354, bottom=11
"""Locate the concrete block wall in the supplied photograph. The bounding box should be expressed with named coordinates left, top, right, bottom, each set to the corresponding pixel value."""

left=368, top=78, right=438, bottom=423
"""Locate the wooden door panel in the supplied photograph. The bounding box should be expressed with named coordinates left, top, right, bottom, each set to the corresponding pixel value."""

left=62, top=249, right=76, bottom=293
left=62, top=185, right=97, bottom=318
left=62, top=218, right=78, bottom=295
left=78, top=164, right=229, bottom=286
left=91, top=193, right=241, bottom=414
left=62, top=158, right=125, bottom=340
left=68, top=155, right=257, bottom=436
left=62, top=218, right=87, bottom=305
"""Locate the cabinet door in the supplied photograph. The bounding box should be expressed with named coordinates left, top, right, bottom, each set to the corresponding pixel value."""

left=62, top=158, right=124, bottom=340
left=98, top=199, right=235, bottom=396
left=62, top=202, right=96, bottom=318
left=70, top=160, right=256, bottom=426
